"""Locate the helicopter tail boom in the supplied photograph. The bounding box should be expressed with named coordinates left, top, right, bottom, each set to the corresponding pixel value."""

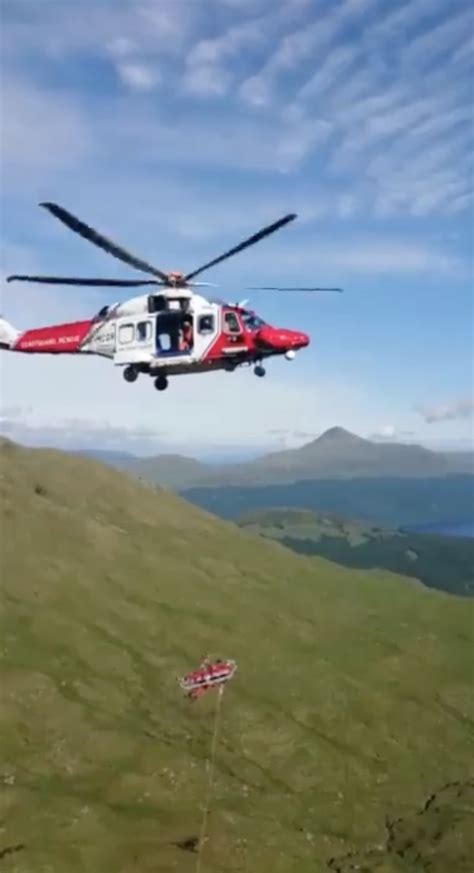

left=2, top=318, right=95, bottom=354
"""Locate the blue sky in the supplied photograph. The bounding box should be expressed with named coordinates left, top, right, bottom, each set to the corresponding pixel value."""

left=0, top=0, right=472, bottom=457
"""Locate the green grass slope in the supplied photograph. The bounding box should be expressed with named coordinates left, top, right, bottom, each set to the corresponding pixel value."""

left=237, top=508, right=474, bottom=597
left=328, top=779, right=474, bottom=872
left=0, top=439, right=473, bottom=873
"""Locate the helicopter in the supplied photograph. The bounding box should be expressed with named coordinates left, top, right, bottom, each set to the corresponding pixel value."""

left=0, top=203, right=342, bottom=391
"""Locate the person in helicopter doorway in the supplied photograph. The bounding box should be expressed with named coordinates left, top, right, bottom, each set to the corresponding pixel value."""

left=179, top=317, right=193, bottom=352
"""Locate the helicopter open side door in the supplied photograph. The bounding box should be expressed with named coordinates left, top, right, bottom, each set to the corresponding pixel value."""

left=113, top=316, right=156, bottom=366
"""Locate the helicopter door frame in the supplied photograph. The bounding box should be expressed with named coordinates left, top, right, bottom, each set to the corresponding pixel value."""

left=155, top=310, right=193, bottom=359
left=192, top=308, right=219, bottom=360
left=221, top=308, right=247, bottom=355
left=113, top=316, right=155, bottom=365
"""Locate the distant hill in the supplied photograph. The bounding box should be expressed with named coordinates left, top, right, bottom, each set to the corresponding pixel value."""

left=78, top=427, right=474, bottom=490
left=237, top=508, right=474, bottom=597
left=235, top=426, right=465, bottom=481
left=75, top=448, right=138, bottom=466
left=74, top=448, right=211, bottom=489
left=1, top=439, right=473, bottom=871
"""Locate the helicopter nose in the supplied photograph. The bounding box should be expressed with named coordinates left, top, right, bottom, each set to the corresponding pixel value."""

left=255, top=326, right=310, bottom=351
left=292, top=331, right=310, bottom=348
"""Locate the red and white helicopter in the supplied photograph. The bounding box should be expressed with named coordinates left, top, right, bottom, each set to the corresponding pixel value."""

left=1, top=203, right=342, bottom=391
left=179, top=657, right=237, bottom=702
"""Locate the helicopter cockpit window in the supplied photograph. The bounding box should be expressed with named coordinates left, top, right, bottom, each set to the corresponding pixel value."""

left=224, top=312, right=241, bottom=333
left=198, top=314, right=215, bottom=334
left=241, top=312, right=266, bottom=331
left=119, top=323, right=134, bottom=344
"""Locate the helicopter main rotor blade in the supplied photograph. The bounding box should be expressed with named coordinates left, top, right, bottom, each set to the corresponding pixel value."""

left=184, top=213, right=297, bottom=282
left=248, top=286, right=343, bottom=292
left=40, top=202, right=170, bottom=282
left=6, top=275, right=164, bottom=287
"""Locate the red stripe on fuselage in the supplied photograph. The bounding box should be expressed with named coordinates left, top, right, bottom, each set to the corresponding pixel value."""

left=14, top=319, right=94, bottom=353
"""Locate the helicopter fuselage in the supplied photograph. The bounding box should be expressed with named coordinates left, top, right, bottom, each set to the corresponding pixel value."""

left=0, top=290, right=309, bottom=389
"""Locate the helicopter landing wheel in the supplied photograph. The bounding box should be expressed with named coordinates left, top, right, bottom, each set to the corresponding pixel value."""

left=154, top=375, right=168, bottom=392
left=123, top=365, right=138, bottom=383
left=254, top=364, right=266, bottom=378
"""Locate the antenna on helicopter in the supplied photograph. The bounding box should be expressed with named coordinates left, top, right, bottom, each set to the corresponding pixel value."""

left=248, top=286, right=343, bottom=292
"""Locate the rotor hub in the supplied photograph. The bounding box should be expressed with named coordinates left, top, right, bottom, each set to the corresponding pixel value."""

left=167, top=271, right=185, bottom=286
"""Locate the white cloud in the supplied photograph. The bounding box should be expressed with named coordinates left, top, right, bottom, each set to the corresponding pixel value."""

left=238, top=75, right=272, bottom=107
left=402, top=7, right=474, bottom=69
left=329, top=84, right=472, bottom=217
left=241, top=0, right=375, bottom=96
left=183, top=17, right=267, bottom=97
left=369, top=426, right=418, bottom=442
left=1, top=1, right=195, bottom=63
left=274, top=120, right=333, bottom=172
left=274, top=236, right=466, bottom=276
left=298, top=45, right=359, bottom=99
left=268, top=1, right=363, bottom=72
left=136, top=1, right=193, bottom=42
left=106, top=36, right=138, bottom=58
left=336, top=194, right=358, bottom=218
left=187, top=21, right=263, bottom=67
left=370, top=0, right=448, bottom=40
left=0, top=413, right=166, bottom=454
left=417, top=398, right=474, bottom=424
left=115, top=62, right=160, bottom=91
left=107, top=109, right=333, bottom=174
left=182, top=66, right=231, bottom=97
left=0, top=341, right=373, bottom=451
left=377, top=425, right=396, bottom=439
left=402, top=105, right=472, bottom=145
left=342, top=97, right=438, bottom=151
left=1, top=1, right=472, bottom=221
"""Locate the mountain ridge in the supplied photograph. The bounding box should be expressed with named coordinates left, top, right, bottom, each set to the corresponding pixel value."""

left=72, top=427, right=474, bottom=490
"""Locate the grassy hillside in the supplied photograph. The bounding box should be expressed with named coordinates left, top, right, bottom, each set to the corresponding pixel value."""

left=237, top=508, right=474, bottom=597
left=328, top=779, right=474, bottom=872
left=0, top=439, right=473, bottom=872
left=182, top=475, right=474, bottom=528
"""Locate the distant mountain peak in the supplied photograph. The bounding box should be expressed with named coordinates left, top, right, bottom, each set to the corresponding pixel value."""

left=315, top=427, right=367, bottom=444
